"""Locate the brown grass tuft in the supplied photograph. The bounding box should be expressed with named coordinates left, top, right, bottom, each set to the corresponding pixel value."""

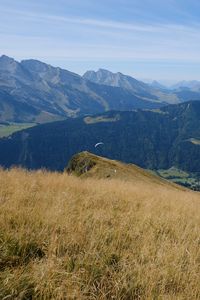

left=0, top=168, right=200, bottom=299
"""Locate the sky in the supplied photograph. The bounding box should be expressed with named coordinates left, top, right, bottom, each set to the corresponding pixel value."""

left=1, top=0, right=200, bottom=83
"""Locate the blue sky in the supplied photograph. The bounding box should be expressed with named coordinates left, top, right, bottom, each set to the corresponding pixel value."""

left=1, top=0, right=200, bottom=83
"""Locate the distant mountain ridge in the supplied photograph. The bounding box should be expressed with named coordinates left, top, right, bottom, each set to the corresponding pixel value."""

left=0, top=100, right=199, bottom=174
left=1, top=55, right=200, bottom=123
left=150, top=80, right=167, bottom=90
left=84, top=69, right=200, bottom=105
left=0, top=55, right=169, bottom=123
left=83, top=69, right=179, bottom=103
left=83, top=68, right=149, bottom=92
left=171, top=80, right=200, bottom=91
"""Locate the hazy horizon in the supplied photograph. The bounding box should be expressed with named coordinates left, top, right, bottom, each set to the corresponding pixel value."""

left=1, top=0, right=200, bottom=82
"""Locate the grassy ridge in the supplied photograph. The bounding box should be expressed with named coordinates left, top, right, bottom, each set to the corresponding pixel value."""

left=0, top=168, right=200, bottom=299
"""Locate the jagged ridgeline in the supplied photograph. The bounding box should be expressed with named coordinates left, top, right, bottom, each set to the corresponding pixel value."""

left=0, top=101, right=200, bottom=177
left=1, top=55, right=200, bottom=124
left=0, top=55, right=169, bottom=124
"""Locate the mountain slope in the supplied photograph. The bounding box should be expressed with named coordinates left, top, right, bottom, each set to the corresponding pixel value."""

left=150, top=80, right=167, bottom=90
left=0, top=101, right=200, bottom=174
left=66, top=151, right=182, bottom=189
left=2, top=56, right=200, bottom=124
left=83, top=69, right=150, bottom=93
left=83, top=69, right=180, bottom=104
left=0, top=56, right=166, bottom=123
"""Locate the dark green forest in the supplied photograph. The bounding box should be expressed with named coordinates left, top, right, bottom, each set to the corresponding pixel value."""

left=0, top=101, right=200, bottom=181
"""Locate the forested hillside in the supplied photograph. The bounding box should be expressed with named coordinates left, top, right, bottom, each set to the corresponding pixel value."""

left=0, top=101, right=200, bottom=175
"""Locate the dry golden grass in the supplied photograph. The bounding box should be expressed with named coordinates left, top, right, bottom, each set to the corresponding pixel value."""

left=0, top=167, right=200, bottom=299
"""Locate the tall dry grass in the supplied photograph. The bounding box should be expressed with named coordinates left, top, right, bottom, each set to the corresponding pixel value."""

left=0, top=168, right=200, bottom=299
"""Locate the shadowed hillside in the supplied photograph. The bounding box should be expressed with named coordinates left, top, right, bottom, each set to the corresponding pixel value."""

left=0, top=101, right=200, bottom=177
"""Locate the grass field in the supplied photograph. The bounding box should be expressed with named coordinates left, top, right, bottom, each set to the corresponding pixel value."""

left=154, top=167, right=199, bottom=189
left=0, top=164, right=200, bottom=299
left=0, top=123, right=35, bottom=138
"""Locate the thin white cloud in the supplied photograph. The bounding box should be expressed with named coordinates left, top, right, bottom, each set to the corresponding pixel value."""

left=2, top=7, right=200, bottom=35
left=1, top=33, right=200, bottom=63
left=1, top=5, right=200, bottom=80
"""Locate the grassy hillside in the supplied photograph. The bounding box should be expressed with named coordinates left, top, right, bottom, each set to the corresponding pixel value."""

left=0, top=123, right=35, bottom=138
left=154, top=167, right=200, bottom=190
left=66, top=152, right=180, bottom=189
left=0, top=160, right=200, bottom=299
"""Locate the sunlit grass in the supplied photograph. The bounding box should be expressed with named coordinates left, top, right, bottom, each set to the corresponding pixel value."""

left=0, top=123, right=35, bottom=138
left=0, top=168, right=200, bottom=299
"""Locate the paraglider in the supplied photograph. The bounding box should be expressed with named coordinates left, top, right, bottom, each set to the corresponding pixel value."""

left=94, top=142, right=104, bottom=148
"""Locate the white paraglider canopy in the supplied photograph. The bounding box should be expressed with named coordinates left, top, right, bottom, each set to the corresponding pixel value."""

left=95, top=142, right=104, bottom=148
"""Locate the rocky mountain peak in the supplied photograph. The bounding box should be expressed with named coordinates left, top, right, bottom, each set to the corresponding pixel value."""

left=0, top=55, right=19, bottom=71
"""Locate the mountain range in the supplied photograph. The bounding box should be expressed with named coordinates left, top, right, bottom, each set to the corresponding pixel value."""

left=171, top=80, right=200, bottom=91
left=0, top=100, right=199, bottom=175
left=2, top=55, right=200, bottom=124
left=83, top=69, right=175, bottom=99
left=0, top=55, right=168, bottom=123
